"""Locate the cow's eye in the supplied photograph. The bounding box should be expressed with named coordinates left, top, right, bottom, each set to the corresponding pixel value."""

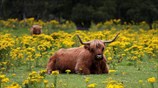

left=102, top=48, right=104, bottom=51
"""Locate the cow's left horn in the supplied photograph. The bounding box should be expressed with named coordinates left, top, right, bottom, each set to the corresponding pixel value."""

left=103, top=32, right=120, bottom=43
left=76, top=34, right=90, bottom=45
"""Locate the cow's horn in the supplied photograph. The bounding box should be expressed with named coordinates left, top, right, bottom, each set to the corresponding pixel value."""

left=103, top=32, right=120, bottom=43
left=76, top=34, right=90, bottom=45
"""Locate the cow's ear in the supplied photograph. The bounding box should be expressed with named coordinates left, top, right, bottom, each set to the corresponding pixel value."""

left=84, top=45, right=90, bottom=50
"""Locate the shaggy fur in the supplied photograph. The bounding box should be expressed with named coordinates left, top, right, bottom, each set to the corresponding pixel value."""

left=46, top=33, right=119, bottom=75
left=47, top=40, right=109, bottom=75
left=30, top=25, right=42, bottom=35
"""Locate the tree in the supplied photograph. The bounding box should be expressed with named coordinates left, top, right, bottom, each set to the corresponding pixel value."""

left=71, top=4, right=94, bottom=29
left=116, top=0, right=158, bottom=29
left=0, top=0, right=158, bottom=29
left=71, top=0, right=116, bottom=29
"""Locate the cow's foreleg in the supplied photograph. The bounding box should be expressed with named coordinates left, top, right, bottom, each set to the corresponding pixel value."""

left=75, top=67, right=90, bottom=75
left=75, top=63, right=90, bottom=75
left=104, top=63, right=109, bottom=73
left=101, top=58, right=109, bottom=74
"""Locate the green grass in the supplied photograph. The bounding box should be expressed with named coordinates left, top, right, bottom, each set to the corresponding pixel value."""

left=0, top=27, right=76, bottom=36
left=1, top=27, right=158, bottom=88
left=5, top=59, right=158, bottom=88
left=0, top=27, right=30, bottom=36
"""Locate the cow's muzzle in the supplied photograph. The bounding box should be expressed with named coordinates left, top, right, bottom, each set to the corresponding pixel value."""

left=95, top=54, right=103, bottom=60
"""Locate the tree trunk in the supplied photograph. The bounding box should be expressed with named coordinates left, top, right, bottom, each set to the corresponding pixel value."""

left=148, top=22, right=153, bottom=29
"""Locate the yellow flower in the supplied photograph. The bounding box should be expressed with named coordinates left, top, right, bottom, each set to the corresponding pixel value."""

left=87, top=83, right=96, bottom=88
left=23, top=80, right=29, bottom=85
left=12, top=73, right=16, bottom=76
left=18, top=53, right=24, bottom=59
left=2, top=78, right=10, bottom=83
left=139, top=80, right=143, bottom=84
left=30, top=71, right=37, bottom=75
left=51, top=70, right=59, bottom=75
left=6, top=83, right=21, bottom=88
left=37, top=45, right=46, bottom=51
left=107, top=84, right=124, bottom=88
left=109, top=70, right=116, bottom=73
left=105, top=78, right=124, bottom=88
left=108, top=57, right=112, bottom=61
left=84, top=77, right=90, bottom=83
left=50, top=20, right=59, bottom=25
left=39, top=70, right=47, bottom=75
left=147, top=77, right=156, bottom=83
left=65, top=69, right=71, bottom=74
left=1, top=67, right=5, bottom=71
left=106, top=81, right=124, bottom=88
left=44, top=80, right=48, bottom=84
left=51, top=83, right=55, bottom=88
left=2, top=62, right=7, bottom=65
left=0, top=74, right=5, bottom=79
left=35, top=53, right=41, bottom=58
left=131, top=56, right=138, bottom=60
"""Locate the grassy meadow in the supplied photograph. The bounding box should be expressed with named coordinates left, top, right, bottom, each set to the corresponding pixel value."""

left=0, top=18, right=158, bottom=88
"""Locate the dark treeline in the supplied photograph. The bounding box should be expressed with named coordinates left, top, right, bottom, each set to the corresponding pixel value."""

left=0, top=0, right=158, bottom=29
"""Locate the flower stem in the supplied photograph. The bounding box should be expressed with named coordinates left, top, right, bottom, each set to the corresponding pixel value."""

left=54, top=75, right=57, bottom=88
left=151, top=83, right=154, bottom=88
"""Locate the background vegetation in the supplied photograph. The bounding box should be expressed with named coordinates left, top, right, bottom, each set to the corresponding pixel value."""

left=0, top=1, right=158, bottom=88
left=0, top=19, right=158, bottom=88
left=0, top=0, right=158, bottom=29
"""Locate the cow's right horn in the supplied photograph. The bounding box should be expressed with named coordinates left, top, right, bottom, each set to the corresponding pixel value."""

left=76, top=35, right=90, bottom=45
left=103, top=32, right=120, bottom=43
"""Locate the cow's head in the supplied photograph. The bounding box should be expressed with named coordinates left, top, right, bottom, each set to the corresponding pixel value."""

left=30, top=25, right=42, bottom=35
left=77, top=33, right=120, bottom=61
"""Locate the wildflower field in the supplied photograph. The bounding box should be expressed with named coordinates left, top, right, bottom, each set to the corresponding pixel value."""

left=0, top=18, right=158, bottom=88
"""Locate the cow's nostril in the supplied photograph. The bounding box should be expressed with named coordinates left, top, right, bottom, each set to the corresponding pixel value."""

left=97, top=55, right=102, bottom=58
left=95, top=54, right=103, bottom=60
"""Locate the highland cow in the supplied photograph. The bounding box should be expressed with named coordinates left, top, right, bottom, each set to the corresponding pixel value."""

left=30, top=25, right=42, bottom=35
left=47, top=33, right=120, bottom=75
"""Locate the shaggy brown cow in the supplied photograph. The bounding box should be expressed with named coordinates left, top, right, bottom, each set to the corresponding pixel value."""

left=30, top=25, right=42, bottom=35
left=47, top=33, right=120, bottom=75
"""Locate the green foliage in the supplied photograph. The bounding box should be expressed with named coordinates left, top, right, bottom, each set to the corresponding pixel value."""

left=1, top=0, right=158, bottom=29
left=0, top=20, right=158, bottom=88
left=3, top=61, right=158, bottom=88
